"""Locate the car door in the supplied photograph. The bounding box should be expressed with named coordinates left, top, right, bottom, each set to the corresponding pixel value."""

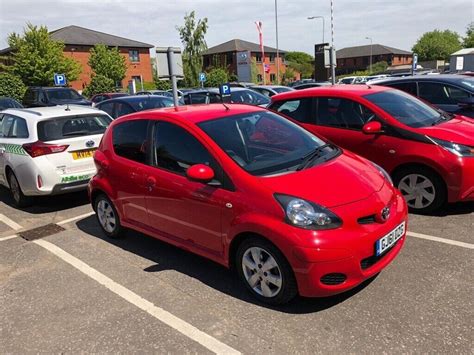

left=109, top=119, right=151, bottom=225
left=418, top=82, right=471, bottom=114
left=145, top=120, right=232, bottom=255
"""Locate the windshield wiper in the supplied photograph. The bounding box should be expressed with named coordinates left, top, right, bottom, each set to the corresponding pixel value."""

left=296, top=144, right=331, bottom=171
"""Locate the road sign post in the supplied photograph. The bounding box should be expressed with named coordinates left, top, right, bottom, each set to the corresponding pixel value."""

left=219, top=83, right=231, bottom=103
left=412, top=53, right=418, bottom=75
left=199, top=72, right=206, bottom=88
left=54, top=74, right=67, bottom=86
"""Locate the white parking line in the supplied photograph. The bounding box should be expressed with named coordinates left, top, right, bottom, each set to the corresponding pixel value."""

left=0, top=214, right=22, bottom=231
left=407, top=231, right=474, bottom=249
left=0, top=234, right=18, bottom=242
left=57, top=212, right=95, bottom=225
left=33, top=239, right=241, bottom=355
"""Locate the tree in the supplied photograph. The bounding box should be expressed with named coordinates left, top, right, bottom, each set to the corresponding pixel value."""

left=370, top=61, right=388, bottom=74
left=204, top=68, right=228, bottom=87
left=88, top=44, right=127, bottom=84
left=463, top=22, right=474, bottom=48
left=412, top=29, right=462, bottom=61
left=82, top=74, right=115, bottom=98
left=176, top=11, right=208, bottom=87
left=4, top=23, right=81, bottom=86
left=282, top=67, right=297, bottom=85
left=0, top=72, right=26, bottom=101
left=250, top=58, right=259, bottom=83
left=285, top=51, right=314, bottom=78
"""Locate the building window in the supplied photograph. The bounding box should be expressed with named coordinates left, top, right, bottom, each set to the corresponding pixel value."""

left=270, top=73, right=276, bottom=82
left=269, top=54, right=275, bottom=63
left=226, top=52, right=233, bottom=66
left=255, top=53, right=262, bottom=62
left=129, top=50, right=140, bottom=62
left=257, top=74, right=263, bottom=82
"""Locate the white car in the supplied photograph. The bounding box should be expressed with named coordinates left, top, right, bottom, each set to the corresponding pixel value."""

left=0, top=105, right=112, bottom=207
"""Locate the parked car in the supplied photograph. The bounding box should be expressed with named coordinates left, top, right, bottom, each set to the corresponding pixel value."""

left=0, top=97, right=23, bottom=110
left=183, top=88, right=270, bottom=107
left=90, top=93, right=128, bottom=105
left=371, top=74, right=474, bottom=118
left=0, top=105, right=111, bottom=207
left=250, top=85, right=295, bottom=97
left=228, top=82, right=256, bottom=88
left=89, top=103, right=407, bottom=304
left=365, top=74, right=388, bottom=82
left=167, top=88, right=195, bottom=99
left=136, top=90, right=173, bottom=98
left=293, top=82, right=332, bottom=90
left=23, top=87, right=92, bottom=107
left=269, top=85, right=474, bottom=213
left=95, top=95, right=175, bottom=119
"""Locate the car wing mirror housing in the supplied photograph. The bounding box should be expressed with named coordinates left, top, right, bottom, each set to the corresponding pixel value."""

left=362, top=121, right=383, bottom=134
left=186, top=164, right=215, bottom=183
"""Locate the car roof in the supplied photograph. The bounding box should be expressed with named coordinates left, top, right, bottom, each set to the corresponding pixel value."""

left=1, top=105, right=106, bottom=121
left=123, top=103, right=265, bottom=124
left=272, top=84, right=390, bottom=100
left=372, top=74, right=473, bottom=85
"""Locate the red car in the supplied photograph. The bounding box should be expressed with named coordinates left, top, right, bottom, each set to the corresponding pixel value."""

left=270, top=86, right=474, bottom=213
left=89, top=104, right=407, bottom=304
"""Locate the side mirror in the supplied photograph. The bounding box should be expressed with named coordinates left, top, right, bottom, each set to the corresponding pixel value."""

left=362, top=121, right=383, bottom=134
left=186, top=164, right=214, bottom=183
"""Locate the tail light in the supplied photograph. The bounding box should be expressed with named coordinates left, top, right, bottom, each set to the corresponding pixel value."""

left=23, top=141, right=69, bottom=158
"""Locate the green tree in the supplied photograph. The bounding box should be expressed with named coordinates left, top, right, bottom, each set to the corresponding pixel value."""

left=250, top=58, right=259, bottom=83
left=282, top=67, right=297, bottom=85
left=0, top=72, right=26, bottom=101
left=285, top=51, right=314, bottom=78
left=176, top=11, right=209, bottom=87
left=285, top=51, right=313, bottom=64
left=82, top=74, right=115, bottom=98
left=4, top=23, right=81, bottom=86
left=463, top=22, right=474, bottom=48
left=370, top=61, right=388, bottom=74
left=155, top=80, right=171, bottom=90
left=412, top=29, right=462, bottom=61
left=88, top=44, right=127, bottom=84
left=204, top=67, right=228, bottom=87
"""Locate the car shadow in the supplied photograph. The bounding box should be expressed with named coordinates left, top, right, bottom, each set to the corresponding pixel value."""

left=77, top=215, right=376, bottom=314
left=0, top=186, right=90, bottom=214
left=411, top=201, right=474, bottom=217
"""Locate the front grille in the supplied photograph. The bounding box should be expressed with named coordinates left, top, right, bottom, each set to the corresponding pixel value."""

left=358, top=214, right=376, bottom=224
left=320, top=273, right=347, bottom=285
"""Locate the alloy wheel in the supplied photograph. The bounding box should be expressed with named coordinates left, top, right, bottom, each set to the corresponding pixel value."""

left=398, top=174, right=436, bottom=209
left=97, top=199, right=117, bottom=233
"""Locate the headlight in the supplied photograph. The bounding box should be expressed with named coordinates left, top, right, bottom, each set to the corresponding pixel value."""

left=370, top=162, right=393, bottom=185
left=274, top=194, right=342, bottom=230
left=429, top=137, right=474, bottom=157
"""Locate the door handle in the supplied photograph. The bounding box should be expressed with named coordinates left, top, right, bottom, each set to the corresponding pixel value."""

left=146, top=176, right=156, bottom=191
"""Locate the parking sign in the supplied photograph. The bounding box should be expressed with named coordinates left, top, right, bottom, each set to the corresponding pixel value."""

left=54, top=73, right=67, bottom=86
left=219, top=83, right=231, bottom=96
left=199, top=72, right=206, bottom=82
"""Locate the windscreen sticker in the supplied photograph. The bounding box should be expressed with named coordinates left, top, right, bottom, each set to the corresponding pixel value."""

left=0, top=143, right=27, bottom=156
left=61, top=174, right=92, bottom=183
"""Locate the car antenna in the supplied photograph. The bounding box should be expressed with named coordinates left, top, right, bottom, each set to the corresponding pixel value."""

left=221, top=96, right=230, bottom=110
left=366, top=83, right=372, bottom=89
left=65, top=103, right=71, bottom=111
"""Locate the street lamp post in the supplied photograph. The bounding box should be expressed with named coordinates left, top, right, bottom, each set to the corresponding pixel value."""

left=307, top=16, right=325, bottom=44
left=275, top=0, right=280, bottom=84
left=365, top=36, right=373, bottom=74
left=330, top=0, right=335, bottom=84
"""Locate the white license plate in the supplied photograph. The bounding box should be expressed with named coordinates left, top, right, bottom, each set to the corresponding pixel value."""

left=376, top=222, right=406, bottom=256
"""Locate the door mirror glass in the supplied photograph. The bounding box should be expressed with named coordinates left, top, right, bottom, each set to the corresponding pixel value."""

left=362, top=121, right=383, bottom=134
left=186, top=164, right=214, bottom=182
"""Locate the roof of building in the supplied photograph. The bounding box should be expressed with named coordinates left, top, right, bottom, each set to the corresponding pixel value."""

left=336, top=44, right=412, bottom=59
left=203, top=39, right=285, bottom=55
left=0, top=25, right=153, bottom=54
left=451, top=48, right=474, bottom=56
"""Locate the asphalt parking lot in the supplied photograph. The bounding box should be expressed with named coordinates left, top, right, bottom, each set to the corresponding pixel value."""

left=0, top=187, right=473, bottom=354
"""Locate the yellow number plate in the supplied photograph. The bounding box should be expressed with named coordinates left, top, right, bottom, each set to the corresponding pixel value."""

left=72, top=149, right=96, bottom=160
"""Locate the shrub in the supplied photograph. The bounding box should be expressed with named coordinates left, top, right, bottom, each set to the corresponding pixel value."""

left=0, top=72, right=26, bottom=102
left=83, top=74, right=115, bottom=98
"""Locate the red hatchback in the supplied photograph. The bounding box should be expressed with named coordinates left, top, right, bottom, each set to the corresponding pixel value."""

left=270, top=86, right=474, bottom=213
left=89, top=104, right=407, bottom=304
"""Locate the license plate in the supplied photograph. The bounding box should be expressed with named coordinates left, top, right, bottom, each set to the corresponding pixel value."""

left=376, top=222, right=406, bottom=256
left=72, top=149, right=96, bottom=160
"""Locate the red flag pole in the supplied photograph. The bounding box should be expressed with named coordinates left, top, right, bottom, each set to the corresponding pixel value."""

left=255, top=21, right=266, bottom=85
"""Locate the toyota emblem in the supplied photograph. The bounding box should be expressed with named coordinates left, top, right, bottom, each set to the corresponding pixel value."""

left=85, top=140, right=95, bottom=148
left=381, top=206, right=390, bottom=221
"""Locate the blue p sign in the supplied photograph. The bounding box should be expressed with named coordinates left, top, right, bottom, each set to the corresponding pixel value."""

left=220, top=83, right=231, bottom=96
left=54, top=73, right=67, bottom=86
left=199, top=72, right=206, bottom=82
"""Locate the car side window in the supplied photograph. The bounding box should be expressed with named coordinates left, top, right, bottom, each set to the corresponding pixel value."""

left=1, top=115, right=19, bottom=138
left=271, top=98, right=315, bottom=123
left=9, top=117, right=29, bottom=138
left=98, top=102, right=115, bottom=118
left=153, top=121, right=218, bottom=177
left=112, top=120, right=149, bottom=164
left=0, top=114, right=3, bottom=137
left=116, top=102, right=134, bottom=117
left=316, top=97, right=375, bottom=130
left=387, top=82, right=417, bottom=96
left=418, top=82, right=468, bottom=105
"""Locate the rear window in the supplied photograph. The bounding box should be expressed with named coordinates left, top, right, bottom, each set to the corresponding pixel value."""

left=129, top=97, right=175, bottom=111
left=37, top=114, right=111, bottom=141
left=45, top=88, right=83, bottom=100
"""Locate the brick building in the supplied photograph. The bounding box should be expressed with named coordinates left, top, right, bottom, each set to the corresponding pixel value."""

left=336, top=44, right=412, bottom=75
left=1, top=25, right=154, bottom=91
left=202, top=39, right=299, bottom=83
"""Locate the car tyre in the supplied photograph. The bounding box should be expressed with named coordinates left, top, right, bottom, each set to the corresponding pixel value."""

left=393, top=166, right=446, bottom=214
left=7, top=171, right=32, bottom=208
left=236, top=237, right=297, bottom=305
left=94, top=194, right=123, bottom=238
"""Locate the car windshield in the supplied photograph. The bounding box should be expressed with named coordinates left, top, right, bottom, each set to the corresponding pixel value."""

left=129, top=97, right=175, bottom=110
left=230, top=90, right=270, bottom=106
left=364, top=89, right=443, bottom=128
left=198, top=111, right=338, bottom=176
left=45, top=89, right=83, bottom=101
left=37, top=114, right=111, bottom=141
left=340, top=78, right=354, bottom=84
left=272, top=87, right=292, bottom=93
